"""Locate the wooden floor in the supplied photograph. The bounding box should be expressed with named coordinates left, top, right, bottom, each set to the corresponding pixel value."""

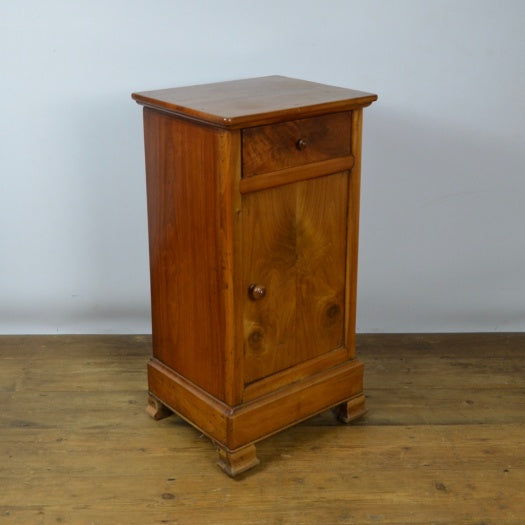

left=1, top=334, right=524, bottom=524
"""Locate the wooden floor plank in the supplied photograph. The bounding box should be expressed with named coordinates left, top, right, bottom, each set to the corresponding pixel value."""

left=0, top=334, right=524, bottom=524
left=2, top=424, right=523, bottom=524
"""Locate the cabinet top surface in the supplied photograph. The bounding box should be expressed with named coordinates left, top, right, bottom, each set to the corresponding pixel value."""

left=132, top=76, right=377, bottom=128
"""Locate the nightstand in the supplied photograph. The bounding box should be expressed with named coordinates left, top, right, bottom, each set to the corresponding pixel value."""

left=132, top=76, right=377, bottom=476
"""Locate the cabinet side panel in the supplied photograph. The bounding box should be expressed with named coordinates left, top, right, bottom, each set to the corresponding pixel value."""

left=143, top=108, right=226, bottom=400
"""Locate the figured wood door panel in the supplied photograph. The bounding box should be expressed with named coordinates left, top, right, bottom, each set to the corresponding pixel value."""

left=242, top=172, right=349, bottom=384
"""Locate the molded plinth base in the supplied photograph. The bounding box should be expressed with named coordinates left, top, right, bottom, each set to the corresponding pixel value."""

left=147, top=357, right=364, bottom=476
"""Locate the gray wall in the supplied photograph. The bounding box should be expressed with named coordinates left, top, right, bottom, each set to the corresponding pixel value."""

left=1, top=0, right=523, bottom=334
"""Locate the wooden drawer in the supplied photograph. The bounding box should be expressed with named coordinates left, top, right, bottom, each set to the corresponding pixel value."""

left=242, top=112, right=351, bottom=177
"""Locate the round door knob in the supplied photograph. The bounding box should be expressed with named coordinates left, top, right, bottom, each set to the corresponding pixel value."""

left=248, top=283, right=266, bottom=301
left=296, top=138, right=309, bottom=150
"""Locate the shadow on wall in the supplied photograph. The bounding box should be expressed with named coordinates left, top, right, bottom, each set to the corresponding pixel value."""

left=20, top=97, right=521, bottom=334
left=357, top=107, right=524, bottom=332
left=2, top=94, right=153, bottom=335
left=66, top=95, right=151, bottom=333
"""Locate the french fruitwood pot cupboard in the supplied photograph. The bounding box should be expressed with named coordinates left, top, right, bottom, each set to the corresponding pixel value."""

left=132, top=76, right=377, bottom=476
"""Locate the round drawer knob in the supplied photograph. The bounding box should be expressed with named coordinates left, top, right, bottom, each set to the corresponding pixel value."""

left=248, top=283, right=266, bottom=301
left=296, top=138, right=309, bottom=150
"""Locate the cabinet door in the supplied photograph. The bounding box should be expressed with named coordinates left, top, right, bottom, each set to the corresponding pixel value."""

left=242, top=171, right=349, bottom=384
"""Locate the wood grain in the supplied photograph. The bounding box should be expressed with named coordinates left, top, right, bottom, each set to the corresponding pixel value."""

left=344, top=108, right=363, bottom=359
left=135, top=78, right=375, bottom=475
left=242, top=346, right=348, bottom=402
left=1, top=334, right=524, bottom=524
left=148, top=354, right=363, bottom=452
left=132, top=76, right=377, bottom=129
left=147, top=358, right=230, bottom=444
left=238, top=155, right=354, bottom=194
left=242, top=172, right=349, bottom=383
left=229, top=361, right=364, bottom=449
left=216, top=444, right=260, bottom=477
left=242, top=112, right=351, bottom=176
left=143, top=108, right=238, bottom=402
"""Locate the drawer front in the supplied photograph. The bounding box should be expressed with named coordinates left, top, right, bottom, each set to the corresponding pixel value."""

left=242, top=112, right=351, bottom=177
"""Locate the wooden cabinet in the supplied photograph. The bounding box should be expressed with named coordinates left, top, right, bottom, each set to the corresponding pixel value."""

left=132, top=76, right=377, bottom=476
